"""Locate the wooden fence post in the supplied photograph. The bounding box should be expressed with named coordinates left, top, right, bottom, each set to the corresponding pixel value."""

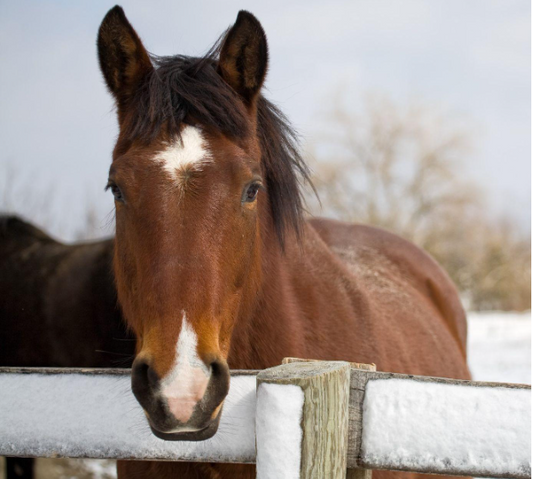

left=281, top=358, right=375, bottom=479
left=256, top=360, right=351, bottom=479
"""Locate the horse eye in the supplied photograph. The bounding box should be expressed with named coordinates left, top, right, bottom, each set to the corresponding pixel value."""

left=106, top=181, right=124, bottom=202
left=244, top=183, right=261, bottom=203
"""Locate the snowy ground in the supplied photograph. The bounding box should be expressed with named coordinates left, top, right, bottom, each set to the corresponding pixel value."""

left=467, top=311, right=531, bottom=384
left=0, top=311, right=530, bottom=479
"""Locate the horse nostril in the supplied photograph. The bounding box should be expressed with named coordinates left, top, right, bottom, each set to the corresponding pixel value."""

left=209, top=358, right=231, bottom=399
left=132, top=359, right=159, bottom=394
left=147, top=364, right=159, bottom=389
left=210, top=359, right=223, bottom=377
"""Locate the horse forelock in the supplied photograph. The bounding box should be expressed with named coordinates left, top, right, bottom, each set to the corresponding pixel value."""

left=116, top=44, right=313, bottom=246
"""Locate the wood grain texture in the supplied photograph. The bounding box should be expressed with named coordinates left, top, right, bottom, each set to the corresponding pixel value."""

left=257, top=361, right=351, bottom=479
left=0, top=367, right=259, bottom=377
left=346, top=364, right=376, bottom=479
left=282, top=358, right=375, bottom=479
left=282, top=358, right=376, bottom=371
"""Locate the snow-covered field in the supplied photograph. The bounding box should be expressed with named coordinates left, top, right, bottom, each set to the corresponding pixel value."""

left=1, top=311, right=530, bottom=479
left=468, top=311, right=531, bottom=384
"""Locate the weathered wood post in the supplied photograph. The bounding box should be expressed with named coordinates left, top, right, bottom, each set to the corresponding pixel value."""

left=255, top=360, right=351, bottom=479
left=280, top=358, right=375, bottom=479
left=345, top=363, right=376, bottom=479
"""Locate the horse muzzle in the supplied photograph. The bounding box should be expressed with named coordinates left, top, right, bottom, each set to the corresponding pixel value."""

left=131, top=356, right=230, bottom=441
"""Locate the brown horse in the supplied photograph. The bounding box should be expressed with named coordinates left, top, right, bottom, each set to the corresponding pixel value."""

left=97, top=6, right=470, bottom=479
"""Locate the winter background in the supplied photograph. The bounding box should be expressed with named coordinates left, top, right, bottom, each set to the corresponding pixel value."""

left=0, top=1, right=530, bottom=477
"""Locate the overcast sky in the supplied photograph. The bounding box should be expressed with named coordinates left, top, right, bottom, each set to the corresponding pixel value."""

left=0, top=0, right=530, bottom=240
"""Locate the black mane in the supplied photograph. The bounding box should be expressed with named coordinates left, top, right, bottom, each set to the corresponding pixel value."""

left=123, top=46, right=312, bottom=245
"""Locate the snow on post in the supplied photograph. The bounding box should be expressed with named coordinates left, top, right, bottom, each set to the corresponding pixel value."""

left=256, top=361, right=351, bottom=479
left=256, top=383, right=304, bottom=478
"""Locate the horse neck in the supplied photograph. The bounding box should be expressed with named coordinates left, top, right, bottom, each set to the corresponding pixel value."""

left=227, top=207, right=310, bottom=370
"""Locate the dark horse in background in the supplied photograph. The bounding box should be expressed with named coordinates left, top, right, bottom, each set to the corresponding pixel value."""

left=97, top=6, right=470, bottom=479
left=0, top=215, right=134, bottom=478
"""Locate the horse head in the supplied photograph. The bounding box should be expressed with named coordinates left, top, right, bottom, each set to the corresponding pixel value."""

left=97, top=6, right=308, bottom=440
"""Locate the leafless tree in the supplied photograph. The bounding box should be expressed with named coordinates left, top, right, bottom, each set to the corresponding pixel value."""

left=306, top=93, right=530, bottom=311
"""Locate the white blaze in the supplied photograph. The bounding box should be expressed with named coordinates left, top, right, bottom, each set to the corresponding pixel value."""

left=160, top=313, right=211, bottom=424
left=153, top=125, right=211, bottom=180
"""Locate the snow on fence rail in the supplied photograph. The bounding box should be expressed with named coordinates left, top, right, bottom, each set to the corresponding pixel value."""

left=0, top=362, right=530, bottom=479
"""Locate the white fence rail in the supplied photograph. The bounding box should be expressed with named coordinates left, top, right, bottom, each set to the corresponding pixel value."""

left=0, top=364, right=530, bottom=479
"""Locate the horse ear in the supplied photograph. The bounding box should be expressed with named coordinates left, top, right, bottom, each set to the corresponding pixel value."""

left=218, top=11, right=268, bottom=104
left=97, top=6, right=153, bottom=104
